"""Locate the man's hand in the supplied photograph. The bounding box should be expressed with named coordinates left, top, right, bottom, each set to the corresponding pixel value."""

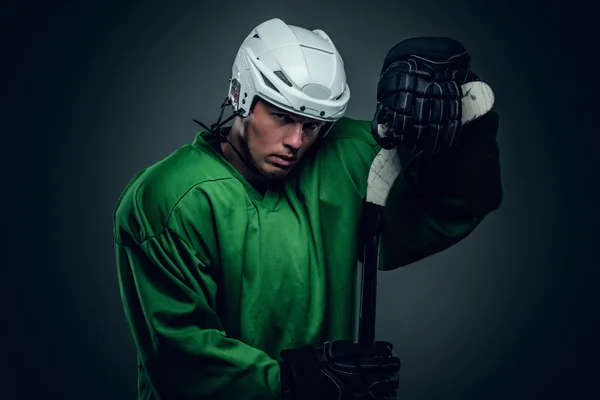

left=279, top=340, right=400, bottom=400
left=372, top=36, right=475, bottom=156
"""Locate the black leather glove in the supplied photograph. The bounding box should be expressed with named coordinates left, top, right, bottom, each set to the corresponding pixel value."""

left=279, top=340, right=400, bottom=400
left=371, top=36, right=473, bottom=156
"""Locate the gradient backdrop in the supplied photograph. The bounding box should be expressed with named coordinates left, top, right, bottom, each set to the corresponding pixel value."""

left=10, top=0, right=597, bottom=399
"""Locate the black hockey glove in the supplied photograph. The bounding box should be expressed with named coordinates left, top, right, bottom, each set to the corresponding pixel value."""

left=279, top=340, right=400, bottom=400
left=371, top=36, right=474, bottom=156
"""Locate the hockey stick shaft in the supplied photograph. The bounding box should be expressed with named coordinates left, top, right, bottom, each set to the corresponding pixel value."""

left=358, top=201, right=383, bottom=345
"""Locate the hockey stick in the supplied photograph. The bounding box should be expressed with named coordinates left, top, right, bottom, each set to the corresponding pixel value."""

left=357, top=81, right=496, bottom=345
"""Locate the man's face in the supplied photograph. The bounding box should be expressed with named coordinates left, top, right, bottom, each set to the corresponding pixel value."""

left=240, top=99, right=325, bottom=180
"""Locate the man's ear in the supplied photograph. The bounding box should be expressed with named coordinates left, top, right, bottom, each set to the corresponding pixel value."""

left=229, top=114, right=245, bottom=137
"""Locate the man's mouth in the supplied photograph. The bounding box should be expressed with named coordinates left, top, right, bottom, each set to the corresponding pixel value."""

left=270, top=155, right=296, bottom=167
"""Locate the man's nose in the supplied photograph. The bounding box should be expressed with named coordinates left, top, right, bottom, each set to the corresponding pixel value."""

left=283, top=123, right=304, bottom=150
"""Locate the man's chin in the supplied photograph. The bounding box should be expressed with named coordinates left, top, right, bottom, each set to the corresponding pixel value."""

left=262, top=169, right=290, bottom=180
left=259, top=163, right=292, bottom=180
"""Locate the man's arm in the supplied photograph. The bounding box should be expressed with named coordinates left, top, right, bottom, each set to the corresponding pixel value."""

left=378, top=110, right=504, bottom=270
left=114, top=184, right=282, bottom=400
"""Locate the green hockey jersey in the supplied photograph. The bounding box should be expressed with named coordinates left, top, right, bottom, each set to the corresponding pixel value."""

left=113, top=113, right=503, bottom=400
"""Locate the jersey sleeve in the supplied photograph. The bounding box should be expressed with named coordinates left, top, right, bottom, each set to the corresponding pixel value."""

left=114, top=180, right=281, bottom=400
left=378, top=110, right=504, bottom=270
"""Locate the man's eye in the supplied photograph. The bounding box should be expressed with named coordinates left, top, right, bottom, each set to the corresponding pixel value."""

left=274, top=113, right=320, bottom=131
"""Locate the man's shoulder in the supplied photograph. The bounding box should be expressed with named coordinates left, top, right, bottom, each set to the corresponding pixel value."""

left=294, top=116, right=381, bottom=194
left=325, top=116, right=376, bottom=145
left=310, top=116, right=380, bottom=162
left=113, top=134, right=237, bottom=244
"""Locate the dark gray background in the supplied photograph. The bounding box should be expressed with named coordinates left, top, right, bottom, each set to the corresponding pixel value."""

left=9, top=0, right=597, bottom=399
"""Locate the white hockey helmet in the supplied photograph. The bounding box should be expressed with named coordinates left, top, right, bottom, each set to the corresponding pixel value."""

left=228, top=18, right=350, bottom=125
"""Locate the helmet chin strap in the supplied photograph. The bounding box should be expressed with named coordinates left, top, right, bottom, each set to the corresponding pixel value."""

left=193, top=97, right=270, bottom=179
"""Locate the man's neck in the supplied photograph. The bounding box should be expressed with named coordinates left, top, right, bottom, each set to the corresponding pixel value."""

left=220, top=139, right=271, bottom=195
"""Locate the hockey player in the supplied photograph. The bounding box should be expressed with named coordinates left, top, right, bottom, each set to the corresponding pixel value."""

left=113, top=18, right=504, bottom=400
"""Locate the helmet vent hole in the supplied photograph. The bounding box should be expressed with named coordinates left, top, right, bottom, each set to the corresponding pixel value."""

left=260, top=72, right=280, bottom=93
left=273, top=71, right=293, bottom=87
